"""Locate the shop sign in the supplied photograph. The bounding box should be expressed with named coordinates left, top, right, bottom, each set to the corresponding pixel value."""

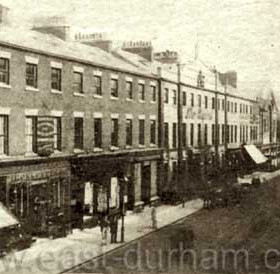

left=7, top=168, right=69, bottom=184
left=37, top=116, right=54, bottom=157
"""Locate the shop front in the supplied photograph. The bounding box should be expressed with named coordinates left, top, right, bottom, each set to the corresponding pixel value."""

left=70, top=150, right=162, bottom=227
left=0, top=158, right=71, bottom=237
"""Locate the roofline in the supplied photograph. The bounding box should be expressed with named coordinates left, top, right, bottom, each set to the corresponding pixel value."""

left=0, top=40, right=260, bottom=104
left=160, top=76, right=257, bottom=104
left=0, top=40, right=158, bottom=81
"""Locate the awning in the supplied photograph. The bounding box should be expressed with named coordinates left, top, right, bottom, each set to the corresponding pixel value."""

left=244, top=145, right=268, bottom=165
left=0, top=202, right=19, bottom=229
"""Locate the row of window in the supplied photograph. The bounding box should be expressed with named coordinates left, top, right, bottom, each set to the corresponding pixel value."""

left=0, top=115, right=157, bottom=156
left=163, top=88, right=253, bottom=114
left=163, top=122, right=259, bottom=149
left=0, top=57, right=157, bottom=102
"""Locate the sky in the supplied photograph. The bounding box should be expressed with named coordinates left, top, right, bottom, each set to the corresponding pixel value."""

left=1, top=0, right=279, bottom=96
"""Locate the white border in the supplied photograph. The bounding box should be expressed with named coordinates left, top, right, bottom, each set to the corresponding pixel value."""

left=93, top=112, right=103, bottom=118
left=125, top=114, right=133, bottom=119
left=93, top=70, right=102, bottom=76
left=25, top=56, right=39, bottom=64
left=51, top=61, right=63, bottom=69
left=0, top=51, right=11, bottom=59
left=111, top=113, right=119, bottom=119
left=51, top=110, right=63, bottom=117
left=139, top=114, right=145, bottom=120
left=73, top=66, right=84, bottom=73
left=73, top=111, right=84, bottom=118
left=0, top=107, right=10, bottom=115
left=25, top=109, right=38, bottom=116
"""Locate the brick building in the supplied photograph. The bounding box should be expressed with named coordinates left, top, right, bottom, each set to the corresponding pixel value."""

left=0, top=11, right=161, bottom=235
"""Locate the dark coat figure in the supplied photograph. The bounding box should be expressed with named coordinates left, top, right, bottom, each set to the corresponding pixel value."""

left=110, top=215, right=118, bottom=243
left=99, top=216, right=109, bottom=245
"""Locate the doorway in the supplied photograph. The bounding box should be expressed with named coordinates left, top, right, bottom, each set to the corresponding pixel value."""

left=141, top=164, right=151, bottom=205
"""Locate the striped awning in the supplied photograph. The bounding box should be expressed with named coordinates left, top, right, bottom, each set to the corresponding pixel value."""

left=244, top=145, right=268, bottom=165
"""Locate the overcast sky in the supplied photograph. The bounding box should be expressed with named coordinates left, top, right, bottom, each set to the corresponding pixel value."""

left=1, top=0, right=280, bottom=94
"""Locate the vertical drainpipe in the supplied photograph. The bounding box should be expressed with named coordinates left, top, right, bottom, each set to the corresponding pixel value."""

left=157, top=67, right=164, bottom=198
left=224, top=77, right=228, bottom=166
left=177, top=64, right=183, bottom=202
left=214, top=70, right=219, bottom=167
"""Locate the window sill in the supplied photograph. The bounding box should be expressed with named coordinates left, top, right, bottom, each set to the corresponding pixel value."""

left=0, top=83, right=11, bottom=89
left=51, top=89, right=62, bottom=94
left=150, top=144, right=157, bottom=148
left=110, top=146, right=119, bottom=151
left=126, top=98, right=133, bottom=102
left=53, top=150, right=62, bottom=154
left=25, top=86, right=39, bottom=92
left=150, top=101, right=156, bottom=104
left=125, top=145, right=132, bottom=149
left=93, top=94, right=102, bottom=99
left=74, top=92, right=85, bottom=97
left=25, top=152, right=38, bottom=157
left=0, top=154, right=9, bottom=159
left=110, top=96, right=119, bottom=100
left=74, top=148, right=85, bottom=154
left=93, top=147, right=103, bottom=152
left=139, top=144, right=146, bottom=148
left=139, top=100, right=145, bottom=103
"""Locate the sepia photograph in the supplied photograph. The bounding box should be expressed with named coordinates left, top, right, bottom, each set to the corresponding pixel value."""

left=0, top=0, right=279, bottom=273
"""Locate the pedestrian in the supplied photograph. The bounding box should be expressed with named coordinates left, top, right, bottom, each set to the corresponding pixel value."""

left=151, top=205, right=157, bottom=229
left=99, top=216, right=109, bottom=246
left=110, top=215, right=119, bottom=243
left=113, top=215, right=119, bottom=243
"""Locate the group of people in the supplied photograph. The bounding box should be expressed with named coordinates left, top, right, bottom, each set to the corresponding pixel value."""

left=99, top=214, right=119, bottom=245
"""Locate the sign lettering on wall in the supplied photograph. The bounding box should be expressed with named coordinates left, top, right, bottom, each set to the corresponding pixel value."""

left=37, top=116, right=54, bottom=157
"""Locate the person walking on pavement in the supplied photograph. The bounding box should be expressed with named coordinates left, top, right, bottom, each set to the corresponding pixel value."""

left=99, top=216, right=109, bottom=246
left=151, top=205, right=157, bottom=229
left=110, top=215, right=119, bottom=243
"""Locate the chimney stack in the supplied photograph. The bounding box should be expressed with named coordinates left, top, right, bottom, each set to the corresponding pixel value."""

left=74, top=31, right=112, bottom=52
left=32, top=16, right=70, bottom=41
left=0, top=5, right=9, bottom=25
left=122, top=41, right=153, bottom=62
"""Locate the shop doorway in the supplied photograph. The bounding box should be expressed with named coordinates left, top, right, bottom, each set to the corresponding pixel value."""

left=141, top=164, right=151, bottom=205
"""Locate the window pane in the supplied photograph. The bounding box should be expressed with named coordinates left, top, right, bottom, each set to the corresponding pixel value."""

left=26, top=63, right=37, bottom=88
left=94, top=118, right=102, bottom=148
left=74, top=118, right=83, bottom=149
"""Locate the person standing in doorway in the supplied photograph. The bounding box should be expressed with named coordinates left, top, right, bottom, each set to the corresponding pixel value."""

left=151, top=205, right=157, bottom=229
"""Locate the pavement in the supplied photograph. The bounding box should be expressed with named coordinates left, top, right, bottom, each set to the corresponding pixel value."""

left=0, top=199, right=203, bottom=274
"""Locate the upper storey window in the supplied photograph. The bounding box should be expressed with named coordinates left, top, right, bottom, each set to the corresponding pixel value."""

left=26, top=63, right=38, bottom=88
left=0, top=58, right=9, bottom=85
